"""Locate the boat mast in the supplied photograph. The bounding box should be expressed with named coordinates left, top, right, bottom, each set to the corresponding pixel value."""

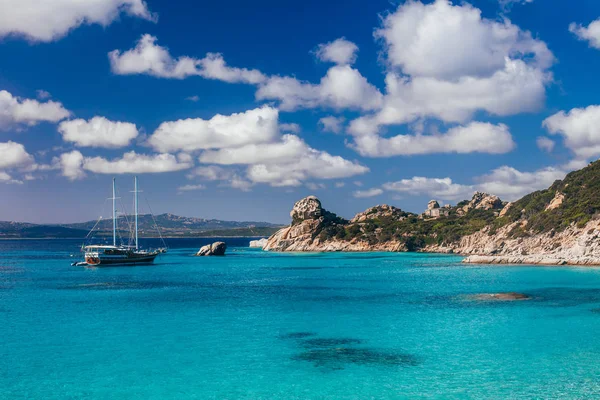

left=112, top=178, right=117, bottom=247
left=134, top=176, right=138, bottom=250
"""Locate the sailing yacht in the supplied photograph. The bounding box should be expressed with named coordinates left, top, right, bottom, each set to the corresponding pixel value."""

left=75, top=177, right=166, bottom=266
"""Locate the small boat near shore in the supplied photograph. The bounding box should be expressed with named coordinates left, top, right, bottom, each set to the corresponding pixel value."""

left=73, top=177, right=166, bottom=267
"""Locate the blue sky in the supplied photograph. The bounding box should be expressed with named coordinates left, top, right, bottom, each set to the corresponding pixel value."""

left=1, top=0, right=600, bottom=224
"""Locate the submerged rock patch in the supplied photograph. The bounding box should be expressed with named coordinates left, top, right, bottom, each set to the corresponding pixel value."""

left=300, top=338, right=363, bottom=348
left=467, top=292, right=531, bottom=301
left=292, top=347, right=420, bottom=369
left=278, top=332, right=317, bottom=339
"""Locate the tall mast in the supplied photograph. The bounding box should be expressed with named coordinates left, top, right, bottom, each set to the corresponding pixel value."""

left=112, top=178, right=117, bottom=246
left=134, top=176, right=138, bottom=250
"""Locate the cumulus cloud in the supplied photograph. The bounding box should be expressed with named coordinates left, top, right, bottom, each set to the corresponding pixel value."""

left=543, top=105, right=600, bottom=159
left=383, top=177, right=473, bottom=200
left=56, top=150, right=86, bottom=181
left=570, top=19, right=600, bottom=49
left=536, top=136, right=555, bottom=153
left=315, top=38, right=359, bottom=65
left=345, top=0, right=554, bottom=148
left=58, top=116, right=139, bottom=148
left=353, top=188, right=383, bottom=198
left=0, top=90, right=71, bottom=129
left=280, top=123, right=301, bottom=133
left=0, top=0, right=156, bottom=42
left=376, top=0, right=553, bottom=80
left=56, top=150, right=193, bottom=180
left=319, top=116, right=346, bottom=134
left=198, top=134, right=308, bottom=165
left=0, top=141, right=35, bottom=170
left=382, top=164, right=568, bottom=203
left=352, top=122, right=515, bottom=157
left=148, top=106, right=279, bottom=153
left=84, top=152, right=193, bottom=174
left=186, top=165, right=232, bottom=181
left=109, top=34, right=266, bottom=83
left=256, top=65, right=383, bottom=111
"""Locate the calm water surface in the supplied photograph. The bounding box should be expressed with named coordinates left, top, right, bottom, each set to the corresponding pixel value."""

left=2, top=238, right=600, bottom=399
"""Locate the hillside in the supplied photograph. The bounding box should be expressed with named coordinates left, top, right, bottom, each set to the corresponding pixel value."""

left=0, top=214, right=281, bottom=239
left=265, top=160, right=600, bottom=265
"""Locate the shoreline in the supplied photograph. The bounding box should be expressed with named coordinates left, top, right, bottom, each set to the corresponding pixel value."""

left=0, top=236, right=270, bottom=240
left=462, top=254, right=600, bottom=266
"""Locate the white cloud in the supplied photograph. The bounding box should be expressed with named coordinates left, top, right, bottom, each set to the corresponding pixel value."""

left=280, top=123, right=301, bottom=133
left=570, top=19, right=600, bottom=49
left=536, top=136, right=555, bottom=152
left=56, top=150, right=193, bottom=180
left=0, top=141, right=35, bottom=169
left=187, top=165, right=232, bottom=181
left=348, top=59, right=549, bottom=135
left=255, top=65, right=383, bottom=111
left=315, top=38, right=359, bottom=65
left=56, top=150, right=86, bottom=181
left=0, top=90, right=71, bottom=129
left=227, top=175, right=253, bottom=192
left=186, top=95, right=199, bottom=102
left=306, top=182, right=326, bottom=191
left=177, top=184, right=205, bottom=192
left=246, top=151, right=368, bottom=187
left=383, top=177, right=473, bottom=201
left=198, top=134, right=308, bottom=165
left=58, top=116, right=139, bottom=148
left=543, top=105, right=600, bottom=159
left=0, top=0, right=156, bottom=42
left=352, top=122, right=515, bottom=157
left=335, top=182, right=345, bottom=188
left=382, top=164, right=568, bottom=202
left=376, top=0, right=553, bottom=80
left=476, top=165, right=566, bottom=200
left=346, top=0, right=553, bottom=146
left=198, top=133, right=369, bottom=187
left=84, top=152, right=193, bottom=174
left=109, top=34, right=266, bottom=83
left=353, top=188, right=383, bottom=198
left=149, top=106, right=279, bottom=153
left=36, top=90, right=51, bottom=100
left=319, top=116, right=345, bottom=134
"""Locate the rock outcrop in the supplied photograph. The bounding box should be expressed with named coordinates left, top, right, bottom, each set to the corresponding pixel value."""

left=249, top=238, right=268, bottom=248
left=263, top=197, right=407, bottom=252
left=196, top=241, right=227, bottom=256
left=458, top=192, right=504, bottom=215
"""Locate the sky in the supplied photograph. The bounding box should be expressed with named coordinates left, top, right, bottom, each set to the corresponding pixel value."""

left=1, top=0, right=600, bottom=224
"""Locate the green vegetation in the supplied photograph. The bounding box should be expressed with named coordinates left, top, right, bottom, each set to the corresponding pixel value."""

left=495, top=160, right=600, bottom=234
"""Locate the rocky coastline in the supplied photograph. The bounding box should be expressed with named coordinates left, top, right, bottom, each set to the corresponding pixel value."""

left=264, top=160, right=600, bottom=266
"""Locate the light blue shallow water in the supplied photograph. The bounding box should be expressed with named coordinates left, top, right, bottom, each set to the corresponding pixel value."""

left=3, top=238, right=600, bottom=399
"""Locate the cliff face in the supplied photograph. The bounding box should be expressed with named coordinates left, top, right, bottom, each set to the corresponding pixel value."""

left=265, top=160, right=600, bottom=264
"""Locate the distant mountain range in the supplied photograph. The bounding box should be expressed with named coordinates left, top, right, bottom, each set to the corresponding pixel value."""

left=0, top=213, right=282, bottom=239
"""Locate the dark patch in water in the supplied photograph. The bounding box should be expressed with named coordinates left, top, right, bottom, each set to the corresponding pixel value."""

left=301, top=338, right=363, bottom=348
left=590, top=308, right=600, bottom=314
left=278, top=332, right=317, bottom=339
left=292, top=347, right=420, bottom=370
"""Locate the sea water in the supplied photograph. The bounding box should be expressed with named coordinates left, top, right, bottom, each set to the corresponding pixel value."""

left=2, top=238, right=600, bottom=399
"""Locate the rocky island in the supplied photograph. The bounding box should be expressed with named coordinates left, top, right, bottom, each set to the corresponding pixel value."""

left=265, top=160, right=600, bottom=266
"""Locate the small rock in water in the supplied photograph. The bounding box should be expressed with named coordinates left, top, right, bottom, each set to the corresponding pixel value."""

left=196, top=241, right=227, bottom=256
left=468, top=292, right=531, bottom=301
left=249, top=238, right=268, bottom=248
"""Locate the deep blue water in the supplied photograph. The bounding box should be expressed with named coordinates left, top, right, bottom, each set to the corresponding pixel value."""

left=3, top=238, right=600, bottom=399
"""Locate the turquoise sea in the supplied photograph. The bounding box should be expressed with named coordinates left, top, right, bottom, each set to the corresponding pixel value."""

left=3, top=238, right=600, bottom=399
